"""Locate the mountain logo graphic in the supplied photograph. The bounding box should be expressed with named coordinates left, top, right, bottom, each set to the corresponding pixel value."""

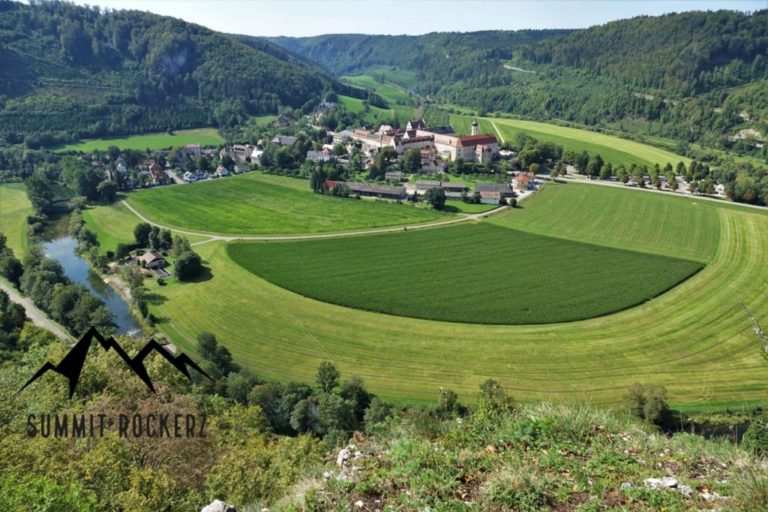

left=18, top=327, right=212, bottom=399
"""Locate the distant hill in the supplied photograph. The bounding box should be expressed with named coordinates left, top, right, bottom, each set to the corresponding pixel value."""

left=0, top=0, right=335, bottom=146
left=267, top=30, right=572, bottom=91
left=270, top=11, right=768, bottom=155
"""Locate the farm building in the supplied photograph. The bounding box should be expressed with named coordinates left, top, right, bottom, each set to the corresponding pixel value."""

left=385, top=171, right=403, bottom=181
left=346, top=182, right=406, bottom=199
left=271, top=135, right=298, bottom=146
left=514, top=174, right=532, bottom=191
left=476, top=183, right=514, bottom=204
left=137, top=251, right=167, bottom=270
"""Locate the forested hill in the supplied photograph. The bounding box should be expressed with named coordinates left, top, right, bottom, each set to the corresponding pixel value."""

left=0, top=0, right=334, bottom=146
left=271, top=11, right=768, bottom=154
left=267, top=30, right=572, bottom=91
left=514, top=10, right=768, bottom=96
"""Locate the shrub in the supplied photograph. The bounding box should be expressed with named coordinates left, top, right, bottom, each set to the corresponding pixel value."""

left=742, top=417, right=768, bottom=456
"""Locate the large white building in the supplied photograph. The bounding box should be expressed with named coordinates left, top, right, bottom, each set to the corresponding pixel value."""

left=350, top=119, right=500, bottom=163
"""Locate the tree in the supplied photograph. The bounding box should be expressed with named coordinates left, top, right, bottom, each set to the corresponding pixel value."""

left=159, top=230, right=173, bottom=250
left=425, top=187, right=446, bottom=210
left=402, top=148, right=422, bottom=174
left=96, top=180, right=117, bottom=204
left=197, top=332, right=218, bottom=360
left=133, top=223, right=152, bottom=247
left=26, top=174, right=54, bottom=214
left=172, top=236, right=191, bottom=257
left=174, top=251, right=203, bottom=281
left=340, top=377, right=372, bottom=425
left=624, top=383, right=670, bottom=426
left=316, top=361, right=340, bottom=393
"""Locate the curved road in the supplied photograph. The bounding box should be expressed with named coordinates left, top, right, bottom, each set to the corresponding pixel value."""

left=0, top=280, right=73, bottom=341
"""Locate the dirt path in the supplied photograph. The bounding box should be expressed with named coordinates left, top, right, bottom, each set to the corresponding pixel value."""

left=0, top=280, right=73, bottom=341
left=121, top=200, right=510, bottom=246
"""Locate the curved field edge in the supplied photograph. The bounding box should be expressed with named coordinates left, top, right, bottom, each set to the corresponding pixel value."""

left=144, top=206, right=768, bottom=409
left=123, top=173, right=446, bottom=235
left=0, top=183, right=32, bottom=258
left=490, top=182, right=721, bottom=262
left=226, top=223, right=704, bottom=325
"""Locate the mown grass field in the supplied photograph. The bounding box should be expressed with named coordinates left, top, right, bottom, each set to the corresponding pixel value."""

left=338, top=95, right=415, bottom=126
left=0, top=183, right=32, bottom=258
left=143, top=191, right=768, bottom=409
left=490, top=182, right=721, bottom=262
left=228, top=223, right=702, bottom=324
left=341, top=75, right=415, bottom=105
left=493, top=118, right=689, bottom=168
left=56, top=128, right=224, bottom=152
left=125, top=173, right=445, bottom=235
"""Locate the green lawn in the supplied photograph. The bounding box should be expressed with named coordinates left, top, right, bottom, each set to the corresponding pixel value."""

left=0, top=183, right=32, bottom=258
left=56, top=128, right=224, bottom=152
left=341, top=75, right=415, bottom=105
left=144, top=194, right=768, bottom=408
left=488, top=117, right=690, bottom=169
left=490, top=182, right=722, bottom=262
left=444, top=202, right=498, bottom=214
left=228, top=223, right=702, bottom=324
left=125, top=173, right=445, bottom=235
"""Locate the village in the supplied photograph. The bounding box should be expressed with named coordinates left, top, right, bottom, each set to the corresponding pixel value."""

left=95, top=112, right=540, bottom=208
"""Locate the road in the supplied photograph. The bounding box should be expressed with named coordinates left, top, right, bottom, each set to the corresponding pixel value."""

left=0, top=280, right=73, bottom=341
left=121, top=200, right=511, bottom=246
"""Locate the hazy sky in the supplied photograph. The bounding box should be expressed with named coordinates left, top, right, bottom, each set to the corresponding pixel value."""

left=66, top=0, right=767, bottom=37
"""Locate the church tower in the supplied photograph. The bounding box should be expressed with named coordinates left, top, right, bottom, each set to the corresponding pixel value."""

left=471, top=119, right=478, bottom=136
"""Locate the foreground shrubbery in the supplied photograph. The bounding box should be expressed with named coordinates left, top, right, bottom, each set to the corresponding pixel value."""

left=1, top=327, right=767, bottom=511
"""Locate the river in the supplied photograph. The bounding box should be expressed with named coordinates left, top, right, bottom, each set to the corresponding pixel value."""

left=41, top=224, right=142, bottom=336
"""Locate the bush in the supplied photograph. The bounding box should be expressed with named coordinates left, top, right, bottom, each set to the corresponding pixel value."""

left=624, top=383, right=670, bottom=426
left=742, top=417, right=768, bottom=456
left=174, top=251, right=202, bottom=281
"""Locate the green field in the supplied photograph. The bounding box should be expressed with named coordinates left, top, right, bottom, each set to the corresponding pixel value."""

left=125, top=173, right=445, bottom=235
left=490, top=182, right=721, bottom=261
left=57, top=128, right=224, bottom=152
left=140, top=181, right=768, bottom=409
left=0, top=183, right=32, bottom=258
left=488, top=117, right=690, bottom=169
left=338, top=95, right=415, bottom=126
left=228, top=223, right=702, bottom=324
left=341, top=75, right=415, bottom=105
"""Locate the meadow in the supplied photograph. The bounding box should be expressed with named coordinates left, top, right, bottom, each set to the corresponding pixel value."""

left=56, top=128, right=224, bottom=152
left=338, top=95, right=415, bottom=126
left=227, top=223, right=702, bottom=324
left=0, top=183, right=32, bottom=258
left=138, top=181, right=768, bottom=410
left=125, top=173, right=445, bottom=235
left=341, top=75, right=415, bottom=105
left=490, top=182, right=721, bottom=262
left=489, top=117, right=690, bottom=169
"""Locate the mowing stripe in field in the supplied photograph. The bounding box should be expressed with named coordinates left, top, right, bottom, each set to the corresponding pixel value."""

left=227, top=223, right=702, bottom=325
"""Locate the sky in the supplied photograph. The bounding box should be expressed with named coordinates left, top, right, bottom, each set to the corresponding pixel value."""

left=65, top=0, right=768, bottom=37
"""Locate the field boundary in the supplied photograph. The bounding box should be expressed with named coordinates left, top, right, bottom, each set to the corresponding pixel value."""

left=121, top=199, right=509, bottom=244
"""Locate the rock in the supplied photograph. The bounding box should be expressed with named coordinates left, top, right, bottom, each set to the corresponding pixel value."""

left=644, top=477, right=693, bottom=498
left=336, top=447, right=351, bottom=467
left=354, top=500, right=364, bottom=508
left=201, top=499, right=237, bottom=512
left=620, top=482, right=633, bottom=490
left=323, top=471, right=333, bottom=479
left=644, top=476, right=679, bottom=490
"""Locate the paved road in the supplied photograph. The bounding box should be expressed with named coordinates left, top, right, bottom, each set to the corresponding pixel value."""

left=562, top=173, right=768, bottom=212
left=121, top=200, right=510, bottom=246
left=0, top=280, right=73, bottom=341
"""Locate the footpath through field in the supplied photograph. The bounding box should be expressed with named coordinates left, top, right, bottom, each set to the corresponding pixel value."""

left=0, top=280, right=73, bottom=341
left=120, top=200, right=511, bottom=245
